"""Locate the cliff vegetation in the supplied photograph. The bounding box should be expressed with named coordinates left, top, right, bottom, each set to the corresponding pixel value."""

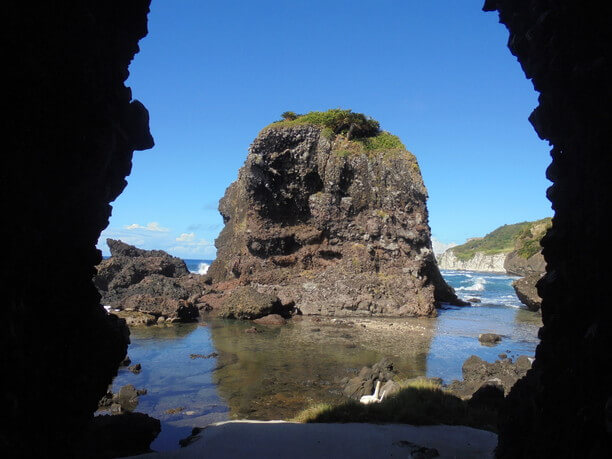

left=450, top=218, right=551, bottom=261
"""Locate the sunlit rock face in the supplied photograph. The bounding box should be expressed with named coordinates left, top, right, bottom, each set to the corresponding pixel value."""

left=485, top=1, right=611, bottom=457
left=3, top=1, right=153, bottom=455
left=208, top=124, right=460, bottom=316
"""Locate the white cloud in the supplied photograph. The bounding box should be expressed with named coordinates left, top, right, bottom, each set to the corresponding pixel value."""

left=124, top=222, right=170, bottom=232
left=176, top=232, right=196, bottom=242
left=431, top=237, right=457, bottom=256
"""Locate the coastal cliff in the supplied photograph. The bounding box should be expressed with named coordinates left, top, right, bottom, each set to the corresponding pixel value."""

left=437, top=218, right=551, bottom=274
left=207, top=110, right=460, bottom=317
left=437, top=251, right=506, bottom=272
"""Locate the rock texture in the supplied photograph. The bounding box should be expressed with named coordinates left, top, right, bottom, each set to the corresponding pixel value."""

left=3, top=1, right=153, bottom=456
left=503, top=250, right=546, bottom=277
left=437, top=251, right=506, bottom=272
left=95, top=239, right=206, bottom=322
left=447, top=355, right=533, bottom=399
left=207, top=124, right=459, bottom=317
left=512, top=273, right=543, bottom=312
left=485, top=1, right=611, bottom=457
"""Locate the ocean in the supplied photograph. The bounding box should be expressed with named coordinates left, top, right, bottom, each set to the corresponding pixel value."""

left=184, top=259, right=214, bottom=275
left=106, top=263, right=541, bottom=451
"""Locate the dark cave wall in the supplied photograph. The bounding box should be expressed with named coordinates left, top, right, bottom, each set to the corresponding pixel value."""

left=484, top=1, right=611, bottom=457
left=2, top=1, right=153, bottom=456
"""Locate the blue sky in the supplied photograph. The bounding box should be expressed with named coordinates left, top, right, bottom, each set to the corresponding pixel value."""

left=98, top=0, right=553, bottom=258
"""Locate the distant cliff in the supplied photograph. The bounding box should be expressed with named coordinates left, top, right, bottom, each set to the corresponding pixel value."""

left=436, top=250, right=507, bottom=272
left=206, top=109, right=461, bottom=316
left=437, top=218, right=551, bottom=274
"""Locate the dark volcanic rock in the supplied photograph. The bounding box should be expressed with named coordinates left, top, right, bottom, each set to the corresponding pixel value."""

left=80, top=412, right=161, bottom=458
left=207, top=123, right=460, bottom=317
left=3, top=2, right=152, bottom=455
left=485, top=3, right=611, bottom=455
left=512, top=273, right=543, bottom=312
left=447, top=355, right=533, bottom=399
left=343, top=358, right=397, bottom=399
left=95, top=240, right=205, bottom=322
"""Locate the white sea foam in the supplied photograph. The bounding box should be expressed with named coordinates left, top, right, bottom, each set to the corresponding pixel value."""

left=456, top=277, right=486, bottom=292
left=198, top=262, right=210, bottom=275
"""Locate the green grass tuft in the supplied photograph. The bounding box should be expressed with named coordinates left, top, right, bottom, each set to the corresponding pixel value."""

left=292, top=381, right=497, bottom=432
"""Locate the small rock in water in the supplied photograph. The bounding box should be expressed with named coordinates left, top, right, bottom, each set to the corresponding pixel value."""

left=498, top=353, right=508, bottom=359
left=468, top=297, right=481, bottom=303
left=164, top=407, right=184, bottom=415
left=128, top=363, right=142, bottom=374
left=189, top=352, right=218, bottom=359
left=245, top=326, right=260, bottom=334
left=253, top=314, right=286, bottom=325
left=478, top=333, right=502, bottom=346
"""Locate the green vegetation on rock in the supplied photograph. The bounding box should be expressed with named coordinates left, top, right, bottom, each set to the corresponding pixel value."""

left=451, top=218, right=552, bottom=261
left=266, top=109, right=409, bottom=156
left=267, top=109, right=380, bottom=139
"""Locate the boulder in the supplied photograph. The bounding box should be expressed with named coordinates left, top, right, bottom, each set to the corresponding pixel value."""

left=343, top=358, right=397, bottom=399
left=512, top=273, right=543, bottom=312
left=218, top=287, right=283, bottom=320
left=94, top=240, right=207, bottom=323
left=253, top=314, right=287, bottom=325
left=114, top=310, right=156, bottom=326
left=447, top=355, right=533, bottom=399
left=478, top=333, right=502, bottom=346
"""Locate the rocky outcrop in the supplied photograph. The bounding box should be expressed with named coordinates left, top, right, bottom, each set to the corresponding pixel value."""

left=447, top=354, right=533, bottom=399
left=206, top=121, right=460, bottom=317
left=342, top=359, right=397, bottom=400
left=485, top=1, right=611, bottom=457
left=504, top=250, right=546, bottom=277
left=437, top=251, right=506, bottom=272
left=95, top=239, right=206, bottom=322
left=512, top=273, right=543, bottom=312
left=3, top=1, right=153, bottom=455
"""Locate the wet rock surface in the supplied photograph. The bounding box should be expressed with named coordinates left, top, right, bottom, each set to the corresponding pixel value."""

left=205, top=124, right=460, bottom=317
left=95, top=239, right=206, bottom=323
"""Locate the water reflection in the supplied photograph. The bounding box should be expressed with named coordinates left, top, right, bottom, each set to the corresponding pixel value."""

left=210, top=317, right=436, bottom=420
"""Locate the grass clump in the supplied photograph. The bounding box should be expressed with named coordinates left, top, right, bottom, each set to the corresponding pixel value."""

left=359, top=132, right=405, bottom=151
left=292, top=380, right=497, bottom=432
left=451, top=218, right=552, bottom=261
left=267, top=109, right=380, bottom=140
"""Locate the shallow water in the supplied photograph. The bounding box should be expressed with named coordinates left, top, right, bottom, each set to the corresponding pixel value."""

left=107, top=269, right=542, bottom=451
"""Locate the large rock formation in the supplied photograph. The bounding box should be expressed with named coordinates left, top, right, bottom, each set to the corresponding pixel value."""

left=207, top=118, right=459, bottom=316
left=3, top=1, right=153, bottom=455
left=485, top=1, right=611, bottom=457
left=95, top=239, right=207, bottom=322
